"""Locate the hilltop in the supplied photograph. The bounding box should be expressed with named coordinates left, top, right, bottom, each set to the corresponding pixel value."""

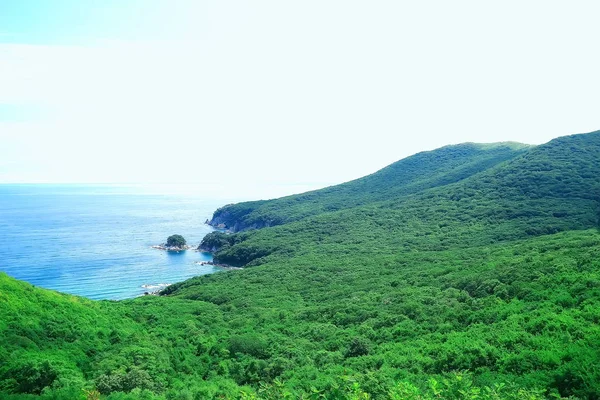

left=207, top=142, right=532, bottom=232
left=202, top=132, right=599, bottom=267
left=1, top=130, right=600, bottom=399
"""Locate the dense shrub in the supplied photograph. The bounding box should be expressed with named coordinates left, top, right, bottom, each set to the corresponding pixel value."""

left=166, top=235, right=186, bottom=248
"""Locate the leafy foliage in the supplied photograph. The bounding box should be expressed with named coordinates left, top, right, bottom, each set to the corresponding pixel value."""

left=209, top=142, right=531, bottom=232
left=165, top=235, right=186, bottom=248
left=2, top=130, right=600, bottom=399
left=208, top=132, right=600, bottom=267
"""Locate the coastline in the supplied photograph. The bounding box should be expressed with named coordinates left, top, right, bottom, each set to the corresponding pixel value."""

left=151, top=244, right=194, bottom=252
left=142, top=283, right=172, bottom=296
left=147, top=222, right=244, bottom=297
left=196, top=261, right=243, bottom=270
left=146, top=250, right=243, bottom=297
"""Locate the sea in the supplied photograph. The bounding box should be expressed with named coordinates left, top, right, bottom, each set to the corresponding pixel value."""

left=0, top=184, right=268, bottom=300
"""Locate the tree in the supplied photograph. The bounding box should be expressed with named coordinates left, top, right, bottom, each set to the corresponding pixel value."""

left=345, top=336, right=371, bottom=358
left=166, top=234, right=186, bottom=248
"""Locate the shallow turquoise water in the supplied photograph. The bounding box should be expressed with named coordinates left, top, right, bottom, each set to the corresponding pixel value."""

left=0, top=184, right=235, bottom=300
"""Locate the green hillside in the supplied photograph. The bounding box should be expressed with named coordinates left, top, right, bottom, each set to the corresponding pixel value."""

left=2, top=130, right=600, bottom=399
left=203, top=132, right=600, bottom=267
left=208, top=142, right=531, bottom=231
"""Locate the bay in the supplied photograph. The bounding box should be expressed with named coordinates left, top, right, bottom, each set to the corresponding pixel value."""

left=0, top=184, right=237, bottom=300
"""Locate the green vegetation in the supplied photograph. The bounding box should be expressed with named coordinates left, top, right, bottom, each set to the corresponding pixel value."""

left=208, top=142, right=532, bottom=232
left=1, top=131, right=600, bottom=399
left=165, top=235, right=186, bottom=248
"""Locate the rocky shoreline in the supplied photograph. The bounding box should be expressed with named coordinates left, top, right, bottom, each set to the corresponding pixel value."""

left=141, top=283, right=172, bottom=296
left=151, top=244, right=193, bottom=252
left=196, top=261, right=243, bottom=270
left=145, top=233, right=242, bottom=297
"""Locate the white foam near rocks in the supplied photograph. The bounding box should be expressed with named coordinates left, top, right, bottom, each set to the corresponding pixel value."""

left=141, top=283, right=172, bottom=290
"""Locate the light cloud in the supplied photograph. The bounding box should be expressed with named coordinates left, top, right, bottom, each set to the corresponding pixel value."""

left=1, top=1, right=599, bottom=187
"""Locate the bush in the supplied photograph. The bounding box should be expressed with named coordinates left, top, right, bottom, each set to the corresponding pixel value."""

left=166, top=235, right=186, bottom=248
left=345, top=337, right=371, bottom=358
left=3, top=360, right=58, bottom=394
left=95, top=368, right=155, bottom=394
left=228, top=334, right=269, bottom=359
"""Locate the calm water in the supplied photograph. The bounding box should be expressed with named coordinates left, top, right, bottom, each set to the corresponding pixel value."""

left=0, top=184, right=239, bottom=300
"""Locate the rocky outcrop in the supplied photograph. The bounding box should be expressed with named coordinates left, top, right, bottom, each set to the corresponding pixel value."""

left=197, top=243, right=220, bottom=253
left=205, top=201, right=277, bottom=233
left=206, top=210, right=237, bottom=231
left=197, top=231, right=231, bottom=253
left=151, top=244, right=192, bottom=252
left=196, top=261, right=243, bottom=270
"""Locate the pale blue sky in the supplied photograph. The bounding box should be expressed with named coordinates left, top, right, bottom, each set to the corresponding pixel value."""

left=0, top=0, right=193, bottom=43
left=1, top=1, right=599, bottom=190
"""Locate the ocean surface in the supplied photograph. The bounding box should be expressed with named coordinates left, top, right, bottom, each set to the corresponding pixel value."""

left=0, top=184, right=243, bottom=300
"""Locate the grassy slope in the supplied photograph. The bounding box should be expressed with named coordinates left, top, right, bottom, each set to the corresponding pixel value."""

left=2, top=130, right=600, bottom=399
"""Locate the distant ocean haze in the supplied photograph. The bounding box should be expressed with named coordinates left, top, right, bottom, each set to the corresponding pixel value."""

left=0, top=184, right=240, bottom=299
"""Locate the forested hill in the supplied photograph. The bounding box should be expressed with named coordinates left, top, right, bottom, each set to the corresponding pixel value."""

left=201, top=131, right=600, bottom=267
left=2, top=130, right=600, bottom=400
left=208, top=142, right=532, bottom=231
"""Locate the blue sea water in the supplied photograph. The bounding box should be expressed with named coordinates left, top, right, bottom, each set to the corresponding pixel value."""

left=0, top=184, right=239, bottom=300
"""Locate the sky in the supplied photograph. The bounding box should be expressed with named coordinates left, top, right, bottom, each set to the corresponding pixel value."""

left=1, top=1, right=599, bottom=192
